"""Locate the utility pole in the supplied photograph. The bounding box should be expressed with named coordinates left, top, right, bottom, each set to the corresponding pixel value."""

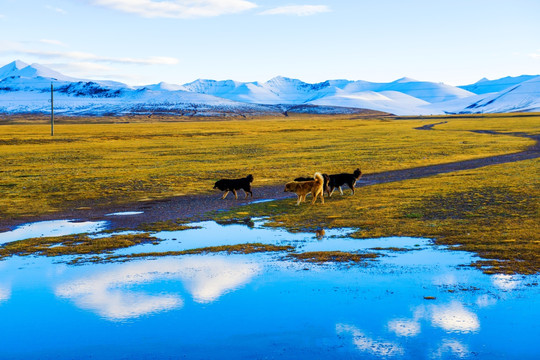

left=51, top=82, right=54, bottom=136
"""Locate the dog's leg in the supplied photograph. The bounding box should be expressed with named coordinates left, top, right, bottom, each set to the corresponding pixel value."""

left=318, top=190, right=324, bottom=204
left=296, top=195, right=302, bottom=206
left=339, top=186, right=343, bottom=196
left=243, top=189, right=248, bottom=199
left=233, top=189, right=238, bottom=200
left=222, top=191, right=229, bottom=199
left=329, top=187, right=335, bottom=197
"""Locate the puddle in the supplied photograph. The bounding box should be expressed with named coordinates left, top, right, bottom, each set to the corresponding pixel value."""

left=0, top=219, right=107, bottom=244
left=0, top=218, right=538, bottom=359
left=248, top=199, right=276, bottom=205
left=105, top=211, right=144, bottom=216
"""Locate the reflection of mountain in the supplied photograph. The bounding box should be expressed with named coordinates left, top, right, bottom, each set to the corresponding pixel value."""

left=336, top=323, right=404, bottom=357
left=55, top=256, right=260, bottom=320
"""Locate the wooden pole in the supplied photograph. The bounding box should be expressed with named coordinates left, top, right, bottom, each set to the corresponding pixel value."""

left=51, top=82, right=54, bottom=136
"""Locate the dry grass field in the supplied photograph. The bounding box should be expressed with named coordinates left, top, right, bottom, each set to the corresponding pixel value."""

left=0, top=114, right=536, bottom=220
left=0, top=113, right=538, bottom=274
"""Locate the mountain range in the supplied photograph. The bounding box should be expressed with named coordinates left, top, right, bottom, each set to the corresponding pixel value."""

left=0, top=60, right=538, bottom=116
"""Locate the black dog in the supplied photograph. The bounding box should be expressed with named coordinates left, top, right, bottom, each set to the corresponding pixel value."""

left=327, top=168, right=362, bottom=196
left=213, top=174, right=254, bottom=199
left=295, top=174, right=330, bottom=196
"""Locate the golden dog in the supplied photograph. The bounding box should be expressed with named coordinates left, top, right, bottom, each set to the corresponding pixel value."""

left=284, top=172, right=325, bottom=205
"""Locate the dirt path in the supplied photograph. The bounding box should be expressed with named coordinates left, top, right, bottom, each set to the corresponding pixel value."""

left=2, top=129, right=538, bottom=231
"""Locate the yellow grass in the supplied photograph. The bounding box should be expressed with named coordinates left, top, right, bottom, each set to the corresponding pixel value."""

left=0, top=114, right=536, bottom=220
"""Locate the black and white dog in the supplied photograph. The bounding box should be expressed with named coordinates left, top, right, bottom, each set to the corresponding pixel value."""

left=327, top=168, right=362, bottom=196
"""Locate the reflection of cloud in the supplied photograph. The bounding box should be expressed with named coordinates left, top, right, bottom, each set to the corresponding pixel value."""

left=430, top=302, right=480, bottom=333
left=432, top=273, right=457, bottom=286
left=179, top=257, right=261, bottom=303
left=389, top=301, right=480, bottom=337
left=476, top=294, right=497, bottom=308
left=55, top=256, right=260, bottom=320
left=492, top=274, right=520, bottom=291
left=388, top=319, right=421, bottom=337
left=0, top=286, right=11, bottom=303
left=432, top=339, right=469, bottom=359
left=388, top=307, right=425, bottom=337
left=337, top=324, right=404, bottom=357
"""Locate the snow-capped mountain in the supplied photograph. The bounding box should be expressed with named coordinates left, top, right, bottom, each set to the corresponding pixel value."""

left=459, top=75, right=537, bottom=95
left=0, top=60, right=538, bottom=116
left=459, top=76, right=540, bottom=113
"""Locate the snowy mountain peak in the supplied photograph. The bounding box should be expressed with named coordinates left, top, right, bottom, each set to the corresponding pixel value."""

left=0, top=60, right=538, bottom=116
left=0, top=60, right=30, bottom=79
left=393, top=77, right=418, bottom=83
left=459, top=75, right=539, bottom=95
left=17, top=63, right=78, bottom=81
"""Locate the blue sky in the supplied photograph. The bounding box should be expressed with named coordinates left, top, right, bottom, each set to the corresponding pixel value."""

left=0, top=0, right=539, bottom=86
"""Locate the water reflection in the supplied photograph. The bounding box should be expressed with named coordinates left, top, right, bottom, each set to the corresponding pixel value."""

left=429, top=301, right=480, bottom=334
left=0, top=219, right=107, bottom=244
left=0, top=286, right=10, bottom=303
left=387, top=318, right=421, bottom=337
left=475, top=294, right=498, bottom=308
left=55, top=256, right=260, bottom=320
left=337, top=323, right=404, bottom=357
left=492, top=274, right=521, bottom=291
left=386, top=301, right=480, bottom=342
left=432, top=339, right=470, bottom=359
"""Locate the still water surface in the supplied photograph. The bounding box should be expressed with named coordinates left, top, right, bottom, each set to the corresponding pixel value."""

left=0, top=218, right=538, bottom=359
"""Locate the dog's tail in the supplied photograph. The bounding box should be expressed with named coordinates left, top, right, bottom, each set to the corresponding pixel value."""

left=314, top=172, right=324, bottom=184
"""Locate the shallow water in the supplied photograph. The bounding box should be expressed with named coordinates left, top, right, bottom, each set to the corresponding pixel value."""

left=0, top=219, right=538, bottom=359
left=0, top=219, right=107, bottom=244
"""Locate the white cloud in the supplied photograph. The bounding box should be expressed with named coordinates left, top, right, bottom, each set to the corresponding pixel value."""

left=0, top=42, right=179, bottom=66
left=259, top=5, right=330, bottom=16
left=40, top=39, right=67, bottom=47
left=45, top=5, right=67, bottom=14
left=0, top=14, right=5, bottom=19
left=90, top=0, right=257, bottom=18
left=529, top=50, right=540, bottom=59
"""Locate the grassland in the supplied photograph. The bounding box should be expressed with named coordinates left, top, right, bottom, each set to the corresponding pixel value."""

left=0, top=113, right=538, bottom=274
left=0, top=114, right=536, bottom=221
left=217, top=157, right=539, bottom=274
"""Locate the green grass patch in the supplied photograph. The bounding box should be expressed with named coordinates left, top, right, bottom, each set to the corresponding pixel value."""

left=288, top=251, right=379, bottom=264
left=69, top=243, right=295, bottom=264
left=0, top=233, right=159, bottom=259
